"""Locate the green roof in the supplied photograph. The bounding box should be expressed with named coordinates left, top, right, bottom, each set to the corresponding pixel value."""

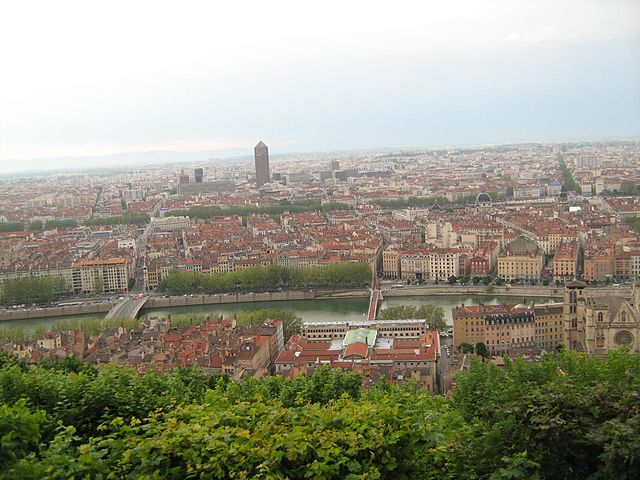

left=343, top=328, right=378, bottom=347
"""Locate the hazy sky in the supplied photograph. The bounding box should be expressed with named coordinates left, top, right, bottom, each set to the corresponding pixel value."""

left=1, top=0, right=639, bottom=167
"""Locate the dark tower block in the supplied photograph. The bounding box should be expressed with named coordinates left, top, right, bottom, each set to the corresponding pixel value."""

left=254, top=141, right=270, bottom=188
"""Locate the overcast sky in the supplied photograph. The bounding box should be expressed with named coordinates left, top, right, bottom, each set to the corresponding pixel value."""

left=1, top=0, right=639, bottom=168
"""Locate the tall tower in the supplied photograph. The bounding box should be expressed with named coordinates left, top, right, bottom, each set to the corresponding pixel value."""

left=254, top=141, right=270, bottom=188
left=563, top=280, right=586, bottom=351
left=194, top=168, right=204, bottom=183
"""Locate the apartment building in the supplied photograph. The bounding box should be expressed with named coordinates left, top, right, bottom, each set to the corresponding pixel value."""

left=452, top=303, right=536, bottom=356
left=72, top=258, right=129, bottom=294
left=533, top=303, right=564, bottom=352
left=469, top=241, right=499, bottom=277
left=553, top=241, right=579, bottom=282
left=382, top=246, right=401, bottom=279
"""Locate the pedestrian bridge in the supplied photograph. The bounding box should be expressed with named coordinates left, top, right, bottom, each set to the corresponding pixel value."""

left=105, top=295, right=149, bottom=321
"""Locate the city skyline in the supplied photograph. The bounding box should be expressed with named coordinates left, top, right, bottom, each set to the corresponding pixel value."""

left=1, top=0, right=638, bottom=170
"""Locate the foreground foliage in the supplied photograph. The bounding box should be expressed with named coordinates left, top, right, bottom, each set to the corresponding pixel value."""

left=0, top=350, right=638, bottom=479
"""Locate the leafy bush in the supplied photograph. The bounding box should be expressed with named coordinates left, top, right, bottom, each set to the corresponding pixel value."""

left=0, top=350, right=638, bottom=479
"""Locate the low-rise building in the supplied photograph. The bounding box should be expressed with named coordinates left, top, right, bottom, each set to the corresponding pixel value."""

left=276, top=321, right=439, bottom=392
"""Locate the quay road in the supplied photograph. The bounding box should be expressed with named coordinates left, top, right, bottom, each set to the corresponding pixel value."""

left=436, top=333, right=455, bottom=394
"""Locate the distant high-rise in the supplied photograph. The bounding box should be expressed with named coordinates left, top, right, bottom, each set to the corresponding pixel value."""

left=330, top=160, right=340, bottom=171
left=254, top=141, right=270, bottom=188
left=194, top=168, right=204, bottom=183
left=179, top=170, right=190, bottom=184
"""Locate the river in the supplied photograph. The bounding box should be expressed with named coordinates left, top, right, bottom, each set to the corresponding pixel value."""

left=0, top=294, right=558, bottom=331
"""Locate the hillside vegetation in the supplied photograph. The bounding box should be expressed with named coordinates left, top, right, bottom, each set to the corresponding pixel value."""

left=0, top=349, right=638, bottom=479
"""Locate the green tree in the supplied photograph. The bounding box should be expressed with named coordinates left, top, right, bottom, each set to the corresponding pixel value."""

left=94, top=277, right=104, bottom=294
left=0, top=222, right=25, bottom=232
left=1, top=277, right=55, bottom=305
left=0, top=401, right=47, bottom=469
left=376, top=304, right=446, bottom=331
left=29, top=220, right=43, bottom=231
left=620, top=179, right=637, bottom=195
left=458, top=342, right=474, bottom=354
left=158, top=262, right=371, bottom=294
left=475, top=342, right=489, bottom=358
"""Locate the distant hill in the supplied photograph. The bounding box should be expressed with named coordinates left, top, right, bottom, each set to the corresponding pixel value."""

left=0, top=148, right=252, bottom=174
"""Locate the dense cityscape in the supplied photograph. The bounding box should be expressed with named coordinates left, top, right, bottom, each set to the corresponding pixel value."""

left=1, top=141, right=639, bottom=383
left=2, top=0, right=639, bottom=477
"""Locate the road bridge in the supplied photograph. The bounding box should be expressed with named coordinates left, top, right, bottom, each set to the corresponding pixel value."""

left=367, top=289, right=382, bottom=321
left=105, top=295, right=149, bottom=321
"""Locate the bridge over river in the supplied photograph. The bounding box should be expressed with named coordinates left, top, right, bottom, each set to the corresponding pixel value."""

left=105, top=295, right=149, bottom=320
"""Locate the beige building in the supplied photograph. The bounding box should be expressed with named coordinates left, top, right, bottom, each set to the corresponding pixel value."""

left=564, top=281, right=640, bottom=355
left=0, top=266, right=74, bottom=297
left=399, top=249, right=430, bottom=280
left=553, top=241, right=579, bottom=282
left=498, top=236, right=544, bottom=282
left=533, top=303, right=564, bottom=352
left=72, top=258, right=129, bottom=295
left=399, top=248, right=465, bottom=281
left=583, top=250, right=614, bottom=282
left=452, top=303, right=536, bottom=356
left=382, top=246, right=401, bottom=279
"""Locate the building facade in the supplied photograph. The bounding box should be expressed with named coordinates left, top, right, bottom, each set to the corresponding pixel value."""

left=498, top=236, right=544, bottom=282
left=553, top=241, right=579, bottom=282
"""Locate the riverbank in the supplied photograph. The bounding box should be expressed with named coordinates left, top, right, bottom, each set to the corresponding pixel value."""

left=0, top=290, right=318, bottom=322
left=0, top=302, right=114, bottom=322
left=2, top=285, right=630, bottom=323
left=142, top=290, right=316, bottom=310
left=0, top=294, right=561, bottom=332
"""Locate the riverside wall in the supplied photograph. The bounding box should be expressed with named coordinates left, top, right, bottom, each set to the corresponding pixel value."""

left=142, top=290, right=316, bottom=310
left=0, top=290, right=317, bottom=322
left=0, top=303, right=114, bottom=322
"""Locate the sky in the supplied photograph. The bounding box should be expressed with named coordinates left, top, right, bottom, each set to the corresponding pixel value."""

left=0, top=0, right=639, bottom=170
